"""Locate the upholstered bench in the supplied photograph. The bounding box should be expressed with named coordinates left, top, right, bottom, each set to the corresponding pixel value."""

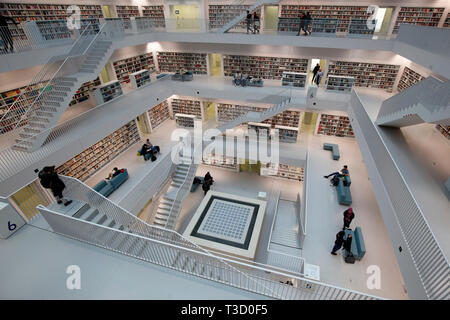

left=156, top=73, right=168, bottom=79
left=344, top=227, right=366, bottom=260
left=92, top=169, right=128, bottom=197
left=191, top=176, right=204, bottom=192
left=323, top=143, right=340, bottom=160
left=336, top=178, right=352, bottom=205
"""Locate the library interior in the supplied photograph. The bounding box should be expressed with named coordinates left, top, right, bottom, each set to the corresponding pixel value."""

left=0, top=0, right=449, bottom=301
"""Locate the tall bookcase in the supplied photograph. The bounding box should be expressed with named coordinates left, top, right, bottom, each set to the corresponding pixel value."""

left=0, top=3, right=102, bottom=38
left=148, top=101, right=170, bottom=129
left=326, top=75, right=355, bottom=93
left=278, top=17, right=338, bottom=34
left=202, top=153, right=238, bottom=170
left=70, top=77, right=101, bottom=107
left=397, top=67, right=425, bottom=92
left=116, top=5, right=140, bottom=19
left=327, top=61, right=400, bottom=90
left=142, top=5, right=166, bottom=28
left=282, top=72, right=307, bottom=88
left=171, top=99, right=202, bottom=119
left=157, top=52, right=208, bottom=75
left=393, top=7, right=445, bottom=33
left=56, top=121, right=140, bottom=182
left=208, top=5, right=261, bottom=30
left=94, top=80, right=123, bottom=105
left=279, top=5, right=371, bottom=33
left=316, top=113, right=354, bottom=138
left=444, top=13, right=450, bottom=28
left=223, top=55, right=308, bottom=80
left=175, top=113, right=196, bottom=128
left=113, top=53, right=156, bottom=84
left=130, top=70, right=151, bottom=89
left=435, top=125, right=450, bottom=141
left=0, top=82, right=48, bottom=134
left=260, top=162, right=304, bottom=181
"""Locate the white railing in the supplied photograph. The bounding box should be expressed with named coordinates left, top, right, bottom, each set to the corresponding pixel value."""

left=349, top=90, right=450, bottom=300
left=38, top=204, right=382, bottom=300
left=0, top=22, right=100, bottom=135
left=376, top=76, right=450, bottom=124
left=299, top=151, right=309, bottom=246
left=117, top=151, right=176, bottom=214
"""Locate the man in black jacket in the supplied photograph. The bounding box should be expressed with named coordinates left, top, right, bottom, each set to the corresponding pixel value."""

left=331, top=230, right=345, bottom=255
left=311, top=63, right=320, bottom=83
left=0, top=13, right=18, bottom=53
left=38, top=166, right=72, bottom=206
left=246, top=11, right=252, bottom=34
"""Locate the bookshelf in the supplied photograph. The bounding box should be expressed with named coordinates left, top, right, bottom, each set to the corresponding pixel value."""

left=279, top=5, right=371, bottom=33
left=348, top=19, right=375, bottom=37
left=148, top=101, right=170, bottom=130
left=130, top=70, right=151, bottom=89
left=444, top=13, right=450, bottom=28
left=116, top=5, right=140, bottom=19
left=0, top=82, right=49, bottom=134
left=282, top=72, right=307, bottom=88
left=69, top=77, right=101, bottom=107
left=175, top=113, right=195, bottom=128
left=94, top=80, right=123, bottom=105
left=29, top=20, right=71, bottom=42
left=142, top=6, right=166, bottom=28
left=397, top=67, right=425, bottom=92
left=56, top=121, right=139, bottom=182
left=113, top=53, right=156, bottom=84
left=157, top=52, right=207, bottom=75
left=316, top=113, right=354, bottom=138
left=171, top=99, right=202, bottom=119
left=260, top=162, right=304, bottom=181
left=327, top=61, right=399, bottom=90
left=275, top=125, right=299, bottom=143
left=277, top=17, right=338, bottom=34
left=202, top=153, right=238, bottom=170
left=223, top=55, right=308, bottom=80
left=435, top=124, right=450, bottom=141
left=208, top=5, right=261, bottom=30
left=326, top=75, right=355, bottom=93
left=393, top=7, right=445, bottom=33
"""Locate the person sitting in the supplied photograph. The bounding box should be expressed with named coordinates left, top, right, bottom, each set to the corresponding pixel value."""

left=140, top=142, right=153, bottom=161
left=107, top=167, right=123, bottom=180
left=324, top=165, right=349, bottom=179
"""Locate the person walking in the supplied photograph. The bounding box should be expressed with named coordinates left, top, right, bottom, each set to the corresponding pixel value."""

left=252, top=12, right=260, bottom=34
left=0, top=13, right=18, bottom=53
left=246, top=11, right=252, bottom=34
left=331, top=230, right=345, bottom=255
left=38, top=166, right=72, bottom=206
left=343, top=207, right=355, bottom=230
left=311, top=63, right=320, bottom=83
left=315, top=68, right=324, bottom=86
left=296, top=13, right=305, bottom=36
left=202, top=179, right=211, bottom=195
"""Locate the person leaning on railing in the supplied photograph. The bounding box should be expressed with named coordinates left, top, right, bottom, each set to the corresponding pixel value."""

left=0, top=12, right=18, bottom=53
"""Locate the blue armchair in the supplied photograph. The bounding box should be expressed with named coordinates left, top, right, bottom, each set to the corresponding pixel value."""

left=92, top=169, right=129, bottom=197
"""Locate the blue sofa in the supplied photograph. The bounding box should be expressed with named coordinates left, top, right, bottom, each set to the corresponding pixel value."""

left=344, top=227, right=366, bottom=260
left=92, top=169, right=128, bottom=197
left=336, top=175, right=352, bottom=205
left=171, top=71, right=193, bottom=81
left=191, top=176, right=204, bottom=192
left=323, top=143, right=340, bottom=160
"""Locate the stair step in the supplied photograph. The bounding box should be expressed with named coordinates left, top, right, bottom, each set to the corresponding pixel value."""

left=35, top=110, right=54, bottom=118
left=71, top=204, right=92, bottom=219
left=50, top=91, right=68, bottom=97
left=45, top=95, right=64, bottom=102
left=45, top=101, right=62, bottom=107
left=23, top=127, right=41, bottom=134
left=30, top=116, right=50, bottom=123
left=79, top=68, right=95, bottom=74
left=11, top=145, right=29, bottom=152
left=14, top=139, right=32, bottom=146
left=57, top=77, right=77, bottom=83
left=156, top=208, right=170, bottom=216
left=158, top=203, right=179, bottom=211
left=39, top=106, right=58, bottom=112
left=28, top=121, right=47, bottom=129
left=160, top=199, right=174, bottom=205
left=153, top=221, right=165, bottom=227
left=18, top=132, right=35, bottom=140
left=51, top=85, right=71, bottom=92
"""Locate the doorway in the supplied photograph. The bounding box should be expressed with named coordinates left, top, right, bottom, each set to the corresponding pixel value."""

left=301, top=112, right=318, bottom=135
left=136, top=113, right=151, bottom=135
left=239, top=159, right=261, bottom=174
left=308, top=58, right=326, bottom=85
left=264, top=5, right=279, bottom=31
left=169, top=4, right=200, bottom=30
left=204, top=102, right=216, bottom=121
left=374, top=7, right=394, bottom=36
left=102, top=5, right=114, bottom=18
left=209, top=54, right=222, bottom=77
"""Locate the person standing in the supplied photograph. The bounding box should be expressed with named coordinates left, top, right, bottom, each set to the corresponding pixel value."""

left=315, top=69, right=324, bottom=86
left=304, top=12, right=312, bottom=36
left=0, top=13, right=18, bottom=53
left=252, top=12, right=260, bottom=34
left=246, top=11, right=252, bottom=34
left=296, top=13, right=305, bottom=36
left=311, top=63, right=320, bottom=83
left=202, top=179, right=211, bottom=195
left=343, top=233, right=353, bottom=254
left=38, top=166, right=72, bottom=206
left=343, top=207, right=355, bottom=230
left=331, top=230, right=345, bottom=255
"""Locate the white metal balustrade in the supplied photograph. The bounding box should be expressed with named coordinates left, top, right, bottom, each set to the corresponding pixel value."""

left=349, top=90, right=450, bottom=300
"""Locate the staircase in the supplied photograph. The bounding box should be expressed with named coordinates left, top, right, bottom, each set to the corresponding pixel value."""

left=376, top=77, right=450, bottom=127
left=217, top=94, right=292, bottom=132
left=12, top=36, right=114, bottom=152
left=153, top=147, right=199, bottom=229
left=218, top=0, right=280, bottom=33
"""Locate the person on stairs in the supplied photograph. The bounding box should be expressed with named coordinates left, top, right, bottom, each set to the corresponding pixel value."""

left=38, top=166, right=72, bottom=206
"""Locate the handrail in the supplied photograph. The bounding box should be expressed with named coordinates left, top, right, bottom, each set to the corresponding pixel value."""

left=0, top=22, right=96, bottom=133
left=38, top=204, right=382, bottom=300
left=14, top=22, right=107, bottom=131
